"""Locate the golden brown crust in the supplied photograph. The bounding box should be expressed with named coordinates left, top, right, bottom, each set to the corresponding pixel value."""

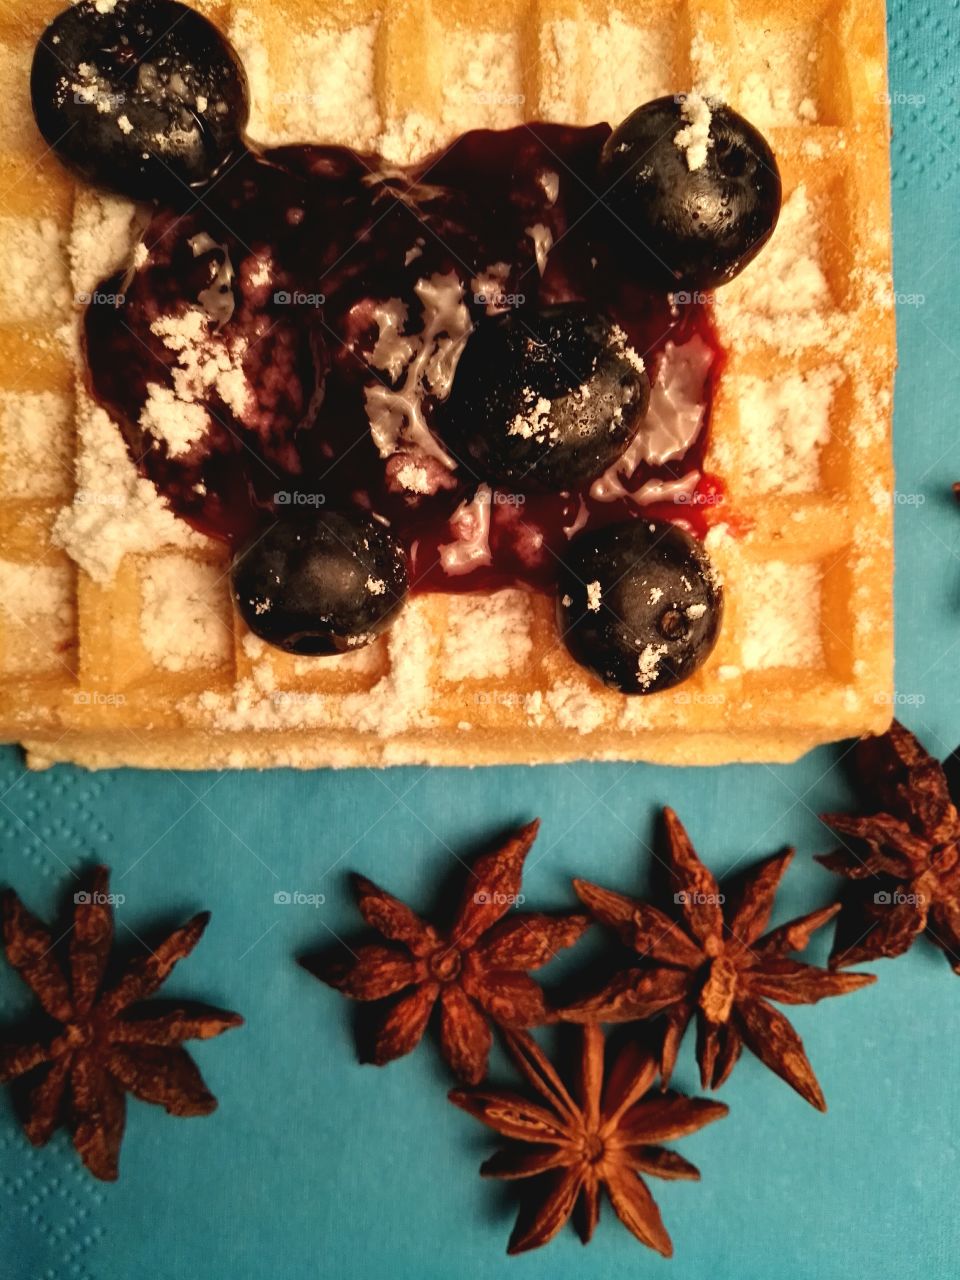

left=0, top=0, right=894, bottom=769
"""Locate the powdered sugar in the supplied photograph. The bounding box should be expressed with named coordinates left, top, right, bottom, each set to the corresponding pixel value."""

left=674, top=92, right=713, bottom=171
left=0, top=558, right=75, bottom=676
left=509, top=394, right=554, bottom=441
left=141, top=305, right=251, bottom=455
left=0, top=391, right=73, bottom=499
left=738, top=367, right=841, bottom=494
left=53, top=396, right=209, bottom=582
left=721, top=186, right=829, bottom=317
left=0, top=217, right=71, bottom=321
left=140, top=555, right=233, bottom=672
left=140, top=384, right=210, bottom=458
left=442, top=589, right=533, bottom=681
left=739, top=562, right=823, bottom=670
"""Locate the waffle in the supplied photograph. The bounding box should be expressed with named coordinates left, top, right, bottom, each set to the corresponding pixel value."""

left=0, top=0, right=895, bottom=770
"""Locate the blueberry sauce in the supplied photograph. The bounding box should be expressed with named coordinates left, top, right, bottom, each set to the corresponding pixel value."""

left=84, top=124, right=728, bottom=594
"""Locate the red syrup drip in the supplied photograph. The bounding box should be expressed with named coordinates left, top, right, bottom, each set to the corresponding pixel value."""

left=83, top=123, right=730, bottom=595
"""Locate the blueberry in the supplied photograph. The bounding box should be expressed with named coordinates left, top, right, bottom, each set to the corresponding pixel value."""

left=556, top=520, right=722, bottom=694
left=598, top=96, right=781, bottom=291
left=438, top=304, right=650, bottom=494
left=232, top=511, right=408, bottom=655
left=31, top=0, right=249, bottom=201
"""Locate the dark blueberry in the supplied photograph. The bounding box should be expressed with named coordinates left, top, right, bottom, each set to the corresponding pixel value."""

left=437, top=304, right=650, bottom=494
left=598, top=96, right=781, bottom=291
left=556, top=519, right=722, bottom=694
left=232, top=511, right=408, bottom=655
left=31, top=0, right=249, bottom=201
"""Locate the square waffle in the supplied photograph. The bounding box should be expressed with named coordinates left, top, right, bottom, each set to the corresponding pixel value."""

left=0, top=0, right=895, bottom=769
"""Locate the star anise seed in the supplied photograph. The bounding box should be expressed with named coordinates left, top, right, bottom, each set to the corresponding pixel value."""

left=303, top=821, right=589, bottom=1084
left=0, top=867, right=242, bottom=1181
left=449, top=1024, right=727, bottom=1255
left=819, top=720, right=960, bottom=971
left=559, top=808, right=875, bottom=1110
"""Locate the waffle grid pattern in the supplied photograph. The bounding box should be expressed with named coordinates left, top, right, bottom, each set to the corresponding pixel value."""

left=0, top=0, right=894, bottom=768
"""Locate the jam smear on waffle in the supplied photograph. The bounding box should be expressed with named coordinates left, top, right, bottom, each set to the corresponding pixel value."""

left=85, top=126, right=727, bottom=593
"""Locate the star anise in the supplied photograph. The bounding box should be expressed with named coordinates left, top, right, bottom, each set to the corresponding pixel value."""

left=818, top=720, right=960, bottom=970
left=449, top=1024, right=727, bottom=1255
left=304, top=821, right=589, bottom=1084
left=559, top=808, right=875, bottom=1110
left=0, top=867, right=242, bottom=1181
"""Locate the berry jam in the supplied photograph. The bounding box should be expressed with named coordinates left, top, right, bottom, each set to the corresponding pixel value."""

left=84, top=123, right=727, bottom=594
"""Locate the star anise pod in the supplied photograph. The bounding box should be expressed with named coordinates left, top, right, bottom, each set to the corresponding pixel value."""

left=818, top=720, right=960, bottom=971
left=304, top=821, right=589, bottom=1084
left=0, top=867, right=243, bottom=1181
left=449, top=1024, right=727, bottom=1255
left=560, top=808, right=875, bottom=1110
